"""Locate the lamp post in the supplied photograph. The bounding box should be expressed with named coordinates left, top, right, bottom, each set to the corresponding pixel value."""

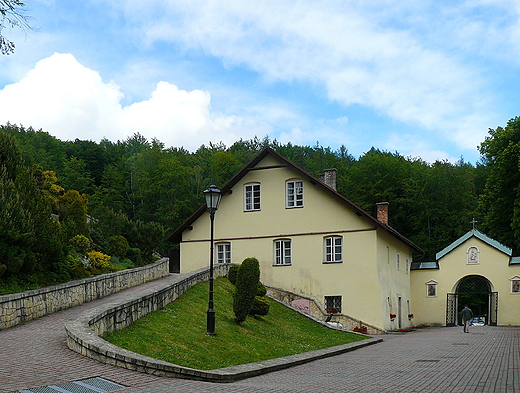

left=203, top=184, right=222, bottom=335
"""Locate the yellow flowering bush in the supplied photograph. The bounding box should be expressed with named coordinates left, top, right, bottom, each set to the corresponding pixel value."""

left=87, top=251, right=111, bottom=268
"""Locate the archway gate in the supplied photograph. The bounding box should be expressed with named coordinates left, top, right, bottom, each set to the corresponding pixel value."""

left=446, top=275, right=498, bottom=326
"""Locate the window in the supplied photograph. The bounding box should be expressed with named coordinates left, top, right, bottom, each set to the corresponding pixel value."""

left=426, top=280, right=438, bottom=297
left=406, top=258, right=410, bottom=274
left=510, top=276, right=520, bottom=293
left=274, top=239, right=292, bottom=265
left=244, top=183, right=261, bottom=211
left=216, top=242, right=231, bottom=264
left=397, top=253, right=401, bottom=271
left=324, top=236, right=343, bottom=263
left=325, top=296, right=342, bottom=313
left=286, top=180, right=304, bottom=208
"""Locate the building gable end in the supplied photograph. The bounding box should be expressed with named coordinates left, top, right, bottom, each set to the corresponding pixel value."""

left=436, top=229, right=512, bottom=261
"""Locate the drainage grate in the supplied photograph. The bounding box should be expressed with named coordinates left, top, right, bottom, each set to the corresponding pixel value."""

left=11, top=377, right=125, bottom=393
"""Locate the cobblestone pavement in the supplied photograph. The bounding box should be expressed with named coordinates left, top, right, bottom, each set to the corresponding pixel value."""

left=1, top=274, right=519, bottom=393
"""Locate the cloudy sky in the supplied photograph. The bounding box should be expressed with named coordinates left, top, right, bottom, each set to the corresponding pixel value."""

left=1, top=0, right=519, bottom=163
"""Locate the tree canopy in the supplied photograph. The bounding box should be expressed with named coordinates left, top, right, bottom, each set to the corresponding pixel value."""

left=0, top=1, right=30, bottom=55
left=2, top=116, right=520, bottom=288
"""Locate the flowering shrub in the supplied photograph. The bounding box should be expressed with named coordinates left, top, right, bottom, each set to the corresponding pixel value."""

left=87, top=251, right=111, bottom=269
left=327, top=307, right=339, bottom=314
left=353, top=325, right=368, bottom=333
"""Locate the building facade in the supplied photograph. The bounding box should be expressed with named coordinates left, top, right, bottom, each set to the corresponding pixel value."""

left=411, top=229, right=520, bottom=327
left=168, top=147, right=423, bottom=331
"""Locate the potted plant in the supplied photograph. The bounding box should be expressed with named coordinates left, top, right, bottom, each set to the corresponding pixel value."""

left=408, top=313, right=414, bottom=320
left=327, top=307, right=339, bottom=314
left=390, top=313, right=397, bottom=321
left=353, top=325, right=368, bottom=334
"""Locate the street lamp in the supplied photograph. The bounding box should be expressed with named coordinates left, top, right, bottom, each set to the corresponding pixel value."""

left=203, top=184, right=222, bottom=335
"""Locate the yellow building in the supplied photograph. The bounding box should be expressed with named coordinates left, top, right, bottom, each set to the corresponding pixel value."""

left=167, top=147, right=423, bottom=331
left=411, top=229, right=520, bottom=327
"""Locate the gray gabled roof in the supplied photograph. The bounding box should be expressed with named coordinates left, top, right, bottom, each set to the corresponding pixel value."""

left=436, top=229, right=512, bottom=261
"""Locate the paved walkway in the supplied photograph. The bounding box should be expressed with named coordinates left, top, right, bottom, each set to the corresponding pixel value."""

left=1, top=274, right=519, bottom=393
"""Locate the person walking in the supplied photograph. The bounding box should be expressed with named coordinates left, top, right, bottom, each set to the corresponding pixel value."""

left=461, top=305, right=473, bottom=333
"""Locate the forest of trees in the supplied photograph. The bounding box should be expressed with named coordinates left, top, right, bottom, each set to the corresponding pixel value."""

left=2, top=116, right=520, bottom=292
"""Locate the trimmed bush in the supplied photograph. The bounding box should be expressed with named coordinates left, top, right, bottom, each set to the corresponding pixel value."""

left=109, top=235, right=129, bottom=258
left=233, top=257, right=260, bottom=324
left=227, top=265, right=239, bottom=285
left=250, top=296, right=270, bottom=316
left=257, top=282, right=267, bottom=296
left=70, top=235, right=90, bottom=255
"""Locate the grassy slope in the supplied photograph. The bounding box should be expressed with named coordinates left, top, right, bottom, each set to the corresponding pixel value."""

left=104, top=277, right=366, bottom=370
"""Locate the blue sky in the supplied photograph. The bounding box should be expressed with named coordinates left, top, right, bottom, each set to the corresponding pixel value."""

left=1, top=0, right=519, bottom=163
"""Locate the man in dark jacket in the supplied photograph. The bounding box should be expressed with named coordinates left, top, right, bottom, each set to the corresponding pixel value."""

left=461, top=305, right=473, bottom=333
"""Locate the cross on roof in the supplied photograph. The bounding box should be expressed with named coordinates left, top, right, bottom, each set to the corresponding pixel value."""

left=470, top=218, right=478, bottom=230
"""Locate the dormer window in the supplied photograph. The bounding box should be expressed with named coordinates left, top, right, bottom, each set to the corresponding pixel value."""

left=286, top=180, right=304, bottom=208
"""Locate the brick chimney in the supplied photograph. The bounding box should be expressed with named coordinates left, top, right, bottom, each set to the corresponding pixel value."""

left=319, top=168, right=337, bottom=190
left=376, top=202, right=389, bottom=225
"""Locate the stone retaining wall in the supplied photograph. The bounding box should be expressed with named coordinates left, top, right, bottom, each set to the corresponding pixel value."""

left=267, top=285, right=386, bottom=335
left=65, top=264, right=381, bottom=382
left=65, top=264, right=237, bottom=381
left=0, top=258, right=170, bottom=330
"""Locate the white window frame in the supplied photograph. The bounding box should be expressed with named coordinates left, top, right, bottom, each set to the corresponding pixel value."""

left=406, top=258, right=410, bottom=274
left=397, top=252, right=401, bottom=271
left=286, top=179, right=304, bottom=208
left=324, top=236, right=343, bottom=263
left=510, top=276, right=520, bottom=294
left=216, top=242, right=231, bottom=264
left=274, top=239, right=292, bottom=265
left=244, top=183, right=261, bottom=211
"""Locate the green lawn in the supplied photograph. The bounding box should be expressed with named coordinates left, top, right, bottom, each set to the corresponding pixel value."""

left=104, top=277, right=366, bottom=370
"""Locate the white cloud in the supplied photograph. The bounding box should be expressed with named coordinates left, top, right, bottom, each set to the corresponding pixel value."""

left=0, top=53, right=260, bottom=150
left=116, top=0, right=504, bottom=152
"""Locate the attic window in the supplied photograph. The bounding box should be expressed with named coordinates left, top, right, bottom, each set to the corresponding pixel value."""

left=286, top=180, right=304, bottom=208
left=244, top=183, right=261, bottom=211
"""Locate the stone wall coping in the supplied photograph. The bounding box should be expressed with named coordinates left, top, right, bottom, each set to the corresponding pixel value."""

left=0, top=259, right=168, bottom=302
left=65, top=266, right=382, bottom=382
left=1, top=258, right=170, bottom=329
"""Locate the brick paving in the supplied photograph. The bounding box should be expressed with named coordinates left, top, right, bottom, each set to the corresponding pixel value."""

left=1, top=274, right=518, bottom=393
